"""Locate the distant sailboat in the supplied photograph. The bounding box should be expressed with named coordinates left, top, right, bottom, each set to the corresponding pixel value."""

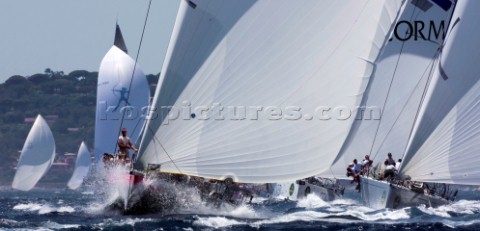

left=94, top=24, right=150, bottom=163
left=12, top=115, right=56, bottom=191
left=130, top=0, right=404, bottom=206
left=67, top=142, right=91, bottom=190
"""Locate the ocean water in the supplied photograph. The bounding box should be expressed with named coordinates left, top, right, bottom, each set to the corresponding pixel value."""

left=1, top=184, right=480, bottom=231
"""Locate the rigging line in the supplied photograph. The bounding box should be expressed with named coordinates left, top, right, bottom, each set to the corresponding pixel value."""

left=147, top=125, right=183, bottom=174
left=327, top=1, right=405, bottom=177
left=369, top=43, right=406, bottom=160
left=373, top=54, right=438, bottom=156
left=114, top=0, right=153, bottom=156
left=123, top=1, right=153, bottom=212
left=369, top=5, right=418, bottom=161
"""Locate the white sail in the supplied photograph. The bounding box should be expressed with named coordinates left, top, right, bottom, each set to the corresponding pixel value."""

left=12, top=115, right=56, bottom=191
left=67, top=142, right=91, bottom=190
left=94, top=25, right=150, bottom=162
left=401, top=0, right=480, bottom=184
left=138, top=0, right=403, bottom=183
left=323, top=0, right=456, bottom=178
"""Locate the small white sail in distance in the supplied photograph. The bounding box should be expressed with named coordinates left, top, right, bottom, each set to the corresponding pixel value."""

left=67, top=142, right=91, bottom=190
left=12, top=115, right=56, bottom=191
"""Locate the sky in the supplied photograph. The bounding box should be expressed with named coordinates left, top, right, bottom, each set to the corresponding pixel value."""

left=0, top=0, right=180, bottom=83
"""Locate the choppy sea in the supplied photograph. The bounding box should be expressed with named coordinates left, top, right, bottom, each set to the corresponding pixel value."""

left=1, top=183, right=480, bottom=231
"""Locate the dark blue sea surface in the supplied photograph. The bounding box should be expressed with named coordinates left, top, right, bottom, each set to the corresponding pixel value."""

left=1, top=184, right=480, bottom=230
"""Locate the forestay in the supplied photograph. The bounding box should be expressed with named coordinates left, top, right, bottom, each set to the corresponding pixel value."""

left=138, top=0, right=404, bottom=183
left=12, top=115, right=56, bottom=191
left=323, top=0, right=455, bottom=178
left=67, top=142, right=91, bottom=190
left=94, top=25, right=150, bottom=162
left=401, top=0, right=480, bottom=184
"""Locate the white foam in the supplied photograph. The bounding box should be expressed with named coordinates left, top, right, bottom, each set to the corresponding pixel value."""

left=98, top=218, right=154, bottom=228
left=13, top=203, right=44, bottom=211
left=296, top=194, right=330, bottom=209
left=442, top=219, right=480, bottom=228
left=229, top=204, right=258, bottom=218
left=13, top=203, right=75, bottom=214
left=193, top=216, right=244, bottom=228
left=82, top=190, right=94, bottom=195
left=0, top=218, right=20, bottom=226
left=42, top=221, right=80, bottom=229
left=416, top=199, right=480, bottom=219
left=248, top=210, right=330, bottom=229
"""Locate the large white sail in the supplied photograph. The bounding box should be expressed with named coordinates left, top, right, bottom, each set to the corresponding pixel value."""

left=323, top=0, right=456, bottom=178
left=12, top=115, right=56, bottom=191
left=401, top=0, right=480, bottom=184
left=67, top=142, right=91, bottom=190
left=94, top=24, right=150, bottom=162
left=138, top=0, right=403, bottom=183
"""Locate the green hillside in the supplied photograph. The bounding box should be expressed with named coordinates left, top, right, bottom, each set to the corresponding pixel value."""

left=0, top=69, right=158, bottom=185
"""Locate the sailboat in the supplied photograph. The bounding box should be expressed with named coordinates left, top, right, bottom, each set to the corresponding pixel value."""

left=319, top=0, right=457, bottom=181
left=12, top=115, right=56, bottom=191
left=67, top=142, right=91, bottom=190
left=93, top=23, right=150, bottom=165
left=124, top=0, right=406, bottom=210
left=359, top=0, right=480, bottom=209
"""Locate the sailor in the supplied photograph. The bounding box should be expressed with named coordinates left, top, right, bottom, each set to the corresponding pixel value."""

left=395, top=158, right=402, bottom=172
left=347, top=159, right=362, bottom=184
left=383, top=160, right=396, bottom=180
left=117, top=128, right=138, bottom=164
left=346, top=163, right=355, bottom=177
left=362, top=154, right=373, bottom=174
left=352, top=159, right=362, bottom=174
left=385, top=152, right=396, bottom=166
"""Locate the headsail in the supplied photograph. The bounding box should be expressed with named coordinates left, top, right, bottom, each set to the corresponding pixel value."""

left=138, top=0, right=404, bottom=183
left=400, top=0, right=480, bottom=185
left=322, top=0, right=456, bottom=178
left=12, top=115, right=56, bottom=191
left=67, top=142, right=91, bottom=190
left=94, top=24, right=150, bottom=162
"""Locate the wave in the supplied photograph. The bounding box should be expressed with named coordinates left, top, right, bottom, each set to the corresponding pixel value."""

left=193, top=216, right=244, bottom=229
left=96, top=218, right=155, bottom=228
left=13, top=203, right=75, bottom=215
left=41, top=221, right=80, bottom=229
left=192, top=194, right=480, bottom=229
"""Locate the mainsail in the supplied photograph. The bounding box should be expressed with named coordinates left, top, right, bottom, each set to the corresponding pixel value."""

left=67, top=142, right=91, bottom=190
left=400, top=0, right=480, bottom=185
left=12, top=115, right=56, bottom=191
left=94, top=24, right=150, bottom=162
left=322, top=0, right=456, bottom=178
left=137, top=0, right=404, bottom=183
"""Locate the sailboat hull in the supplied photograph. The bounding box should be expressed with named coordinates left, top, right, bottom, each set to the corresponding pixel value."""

left=274, top=177, right=344, bottom=201
left=360, top=176, right=450, bottom=209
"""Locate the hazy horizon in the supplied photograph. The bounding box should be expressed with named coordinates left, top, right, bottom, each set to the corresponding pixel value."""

left=0, top=0, right=179, bottom=83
